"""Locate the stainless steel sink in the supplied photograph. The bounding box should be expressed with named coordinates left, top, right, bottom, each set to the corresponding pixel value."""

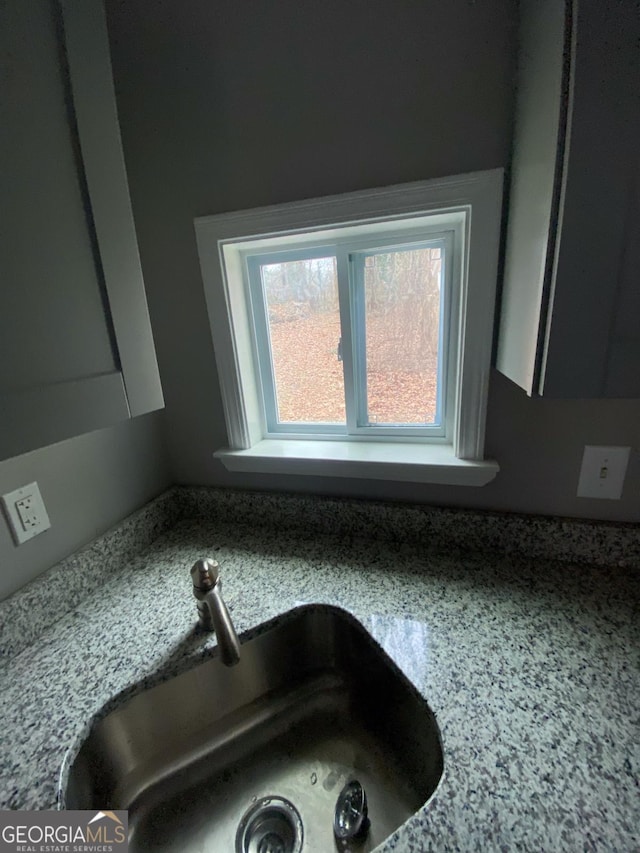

left=64, top=605, right=443, bottom=852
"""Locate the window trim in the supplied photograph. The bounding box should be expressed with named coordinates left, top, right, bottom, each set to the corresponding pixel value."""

left=194, top=170, right=503, bottom=485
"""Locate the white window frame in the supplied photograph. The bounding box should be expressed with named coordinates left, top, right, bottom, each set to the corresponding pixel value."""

left=244, top=228, right=453, bottom=440
left=195, top=170, right=503, bottom=486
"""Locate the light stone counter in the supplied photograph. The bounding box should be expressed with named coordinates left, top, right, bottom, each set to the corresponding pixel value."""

left=0, top=489, right=638, bottom=851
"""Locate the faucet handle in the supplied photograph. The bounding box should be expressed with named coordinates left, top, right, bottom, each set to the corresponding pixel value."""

left=191, top=558, right=220, bottom=592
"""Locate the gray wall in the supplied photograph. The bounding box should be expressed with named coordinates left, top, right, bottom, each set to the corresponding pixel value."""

left=106, top=0, right=640, bottom=523
left=0, top=414, right=170, bottom=600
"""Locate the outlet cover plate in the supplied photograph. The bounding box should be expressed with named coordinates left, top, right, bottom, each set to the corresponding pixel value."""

left=577, top=446, right=631, bottom=500
left=1, top=481, right=51, bottom=544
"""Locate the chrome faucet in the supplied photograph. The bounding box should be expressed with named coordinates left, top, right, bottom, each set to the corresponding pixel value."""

left=191, top=558, right=241, bottom=666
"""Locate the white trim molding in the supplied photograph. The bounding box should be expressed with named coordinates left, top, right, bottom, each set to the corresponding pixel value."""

left=195, top=170, right=503, bottom=486
left=215, top=441, right=499, bottom=486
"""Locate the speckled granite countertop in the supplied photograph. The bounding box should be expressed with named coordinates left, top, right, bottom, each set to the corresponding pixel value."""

left=1, top=491, right=639, bottom=851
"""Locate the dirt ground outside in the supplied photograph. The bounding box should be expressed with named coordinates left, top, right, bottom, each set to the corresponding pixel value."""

left=269, top=308, right=439, bottom=425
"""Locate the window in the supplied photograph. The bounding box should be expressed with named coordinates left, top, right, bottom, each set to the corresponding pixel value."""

left=245, top=230, right=451, bottom=439
left=195, top=170, right=502, bottom=485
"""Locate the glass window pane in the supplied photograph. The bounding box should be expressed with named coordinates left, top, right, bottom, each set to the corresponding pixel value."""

left=362, top=246, right=442, bottom=425
left=261, top=256, right=346, bottom=424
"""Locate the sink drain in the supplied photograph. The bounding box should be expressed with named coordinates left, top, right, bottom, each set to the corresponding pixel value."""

left=236, top=796, right=304, bottom=853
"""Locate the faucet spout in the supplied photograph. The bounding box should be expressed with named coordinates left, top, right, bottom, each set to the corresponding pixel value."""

left=191, top=558, right=241, bottom=666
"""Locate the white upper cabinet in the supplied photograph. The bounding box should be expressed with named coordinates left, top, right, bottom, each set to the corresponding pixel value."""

left=497, top=0, right=640, bottom=398
left=0, top=0, right=163, bottom=462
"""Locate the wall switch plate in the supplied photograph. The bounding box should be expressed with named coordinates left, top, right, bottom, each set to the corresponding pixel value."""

left=577, top=446, right=631, bottom=500
left=1, top=481, right=51, bottom=544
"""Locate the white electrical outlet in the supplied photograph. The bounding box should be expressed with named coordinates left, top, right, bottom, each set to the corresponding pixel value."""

left=577, top=446, right=631, bottom=500
left=1, top=481, right=51, bottom=544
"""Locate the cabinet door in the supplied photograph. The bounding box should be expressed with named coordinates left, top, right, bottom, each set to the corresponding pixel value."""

left=497, top=0, right=640, bottom=399
left=541, top=0, right=640, bottom=398
left=0, top=0, right=163, bottom=462
left=496, top=0, right=570, bottom=396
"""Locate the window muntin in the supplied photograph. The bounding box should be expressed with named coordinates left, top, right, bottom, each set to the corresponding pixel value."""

left=244, top=227, right=455, bottom=441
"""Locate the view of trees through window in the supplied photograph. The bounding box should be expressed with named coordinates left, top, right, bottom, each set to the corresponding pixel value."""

left=262, top=257, right=345, bottom=424
left=261, top=247, right=442, bottom=425
left=363, top=247, right=441, bottom=424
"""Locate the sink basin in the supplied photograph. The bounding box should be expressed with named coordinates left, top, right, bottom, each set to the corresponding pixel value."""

left=64, top=604, right=443, bottom=851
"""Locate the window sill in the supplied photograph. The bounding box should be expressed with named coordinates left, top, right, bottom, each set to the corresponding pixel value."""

left=215, top=440, right=499, bottom=486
